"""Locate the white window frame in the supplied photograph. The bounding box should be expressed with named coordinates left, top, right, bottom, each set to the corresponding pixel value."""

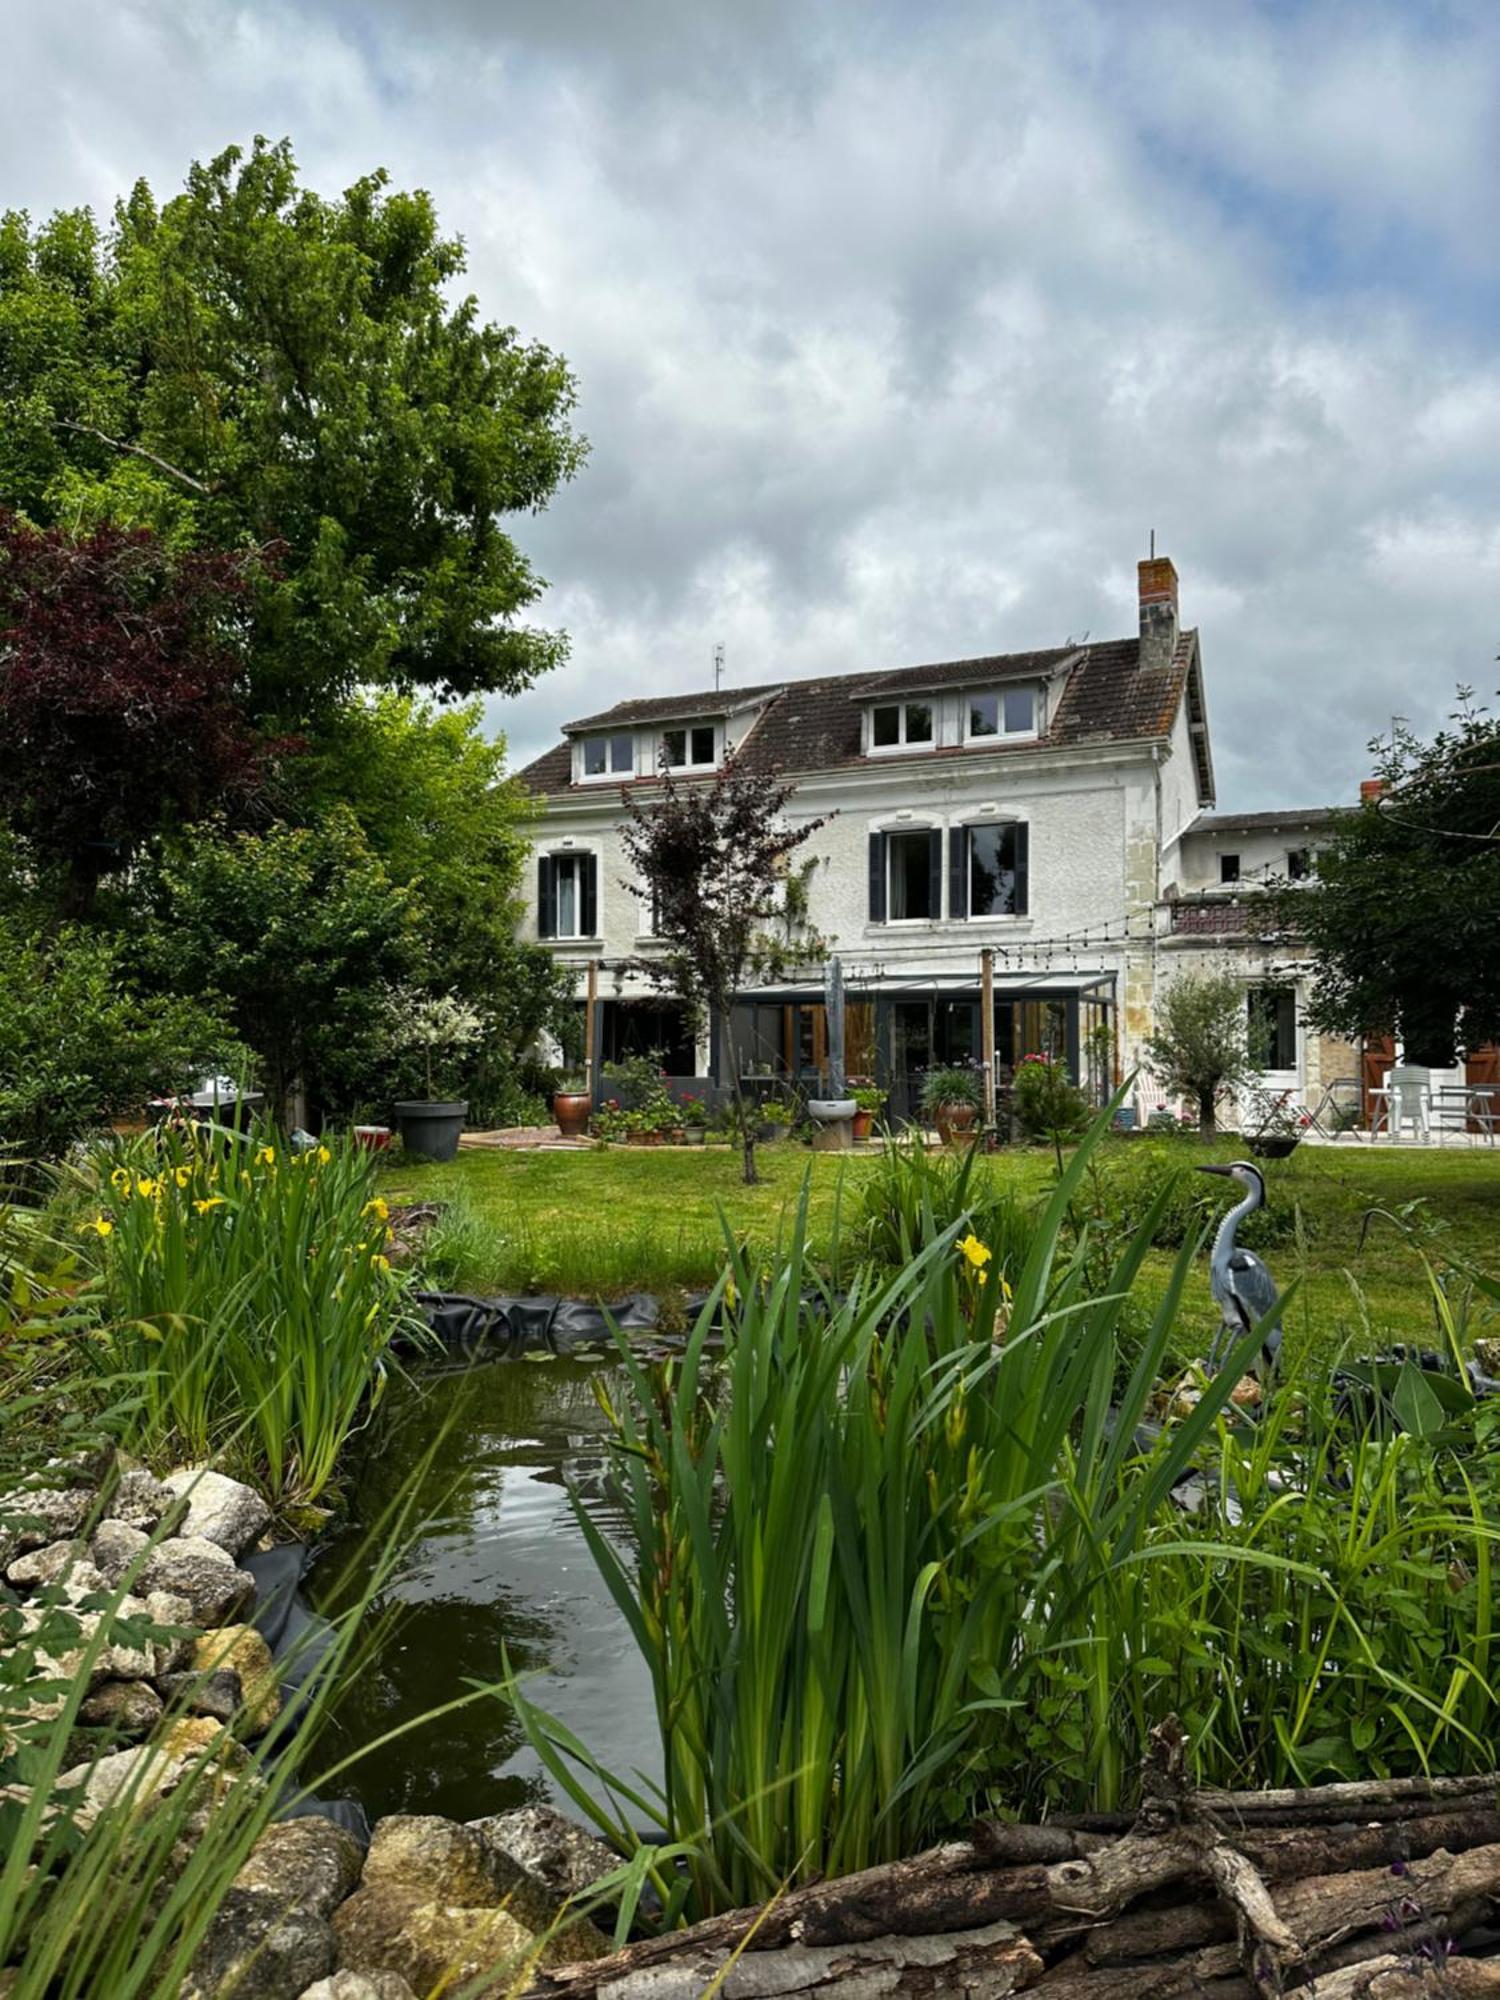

left=550, top=851, right=593, bottom=941
left=963, top=684, right=1039, bottom=745
left=659, top=721, right=719, bottom=771
left=885, top=824, right=939, bottom=924
left=868, top=699, right=935, bottom=755
left=578, top=730, right=635, bottom=783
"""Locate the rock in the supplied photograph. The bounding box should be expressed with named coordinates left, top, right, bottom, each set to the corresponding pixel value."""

left=470, top=1803, right=620, bottom=1903
left=192, top=1625, right=281, bottom=1734
left=299, top=1975, right=416, bottom=2000
left=333, top=1815, right=610, bottom=1988
left=0, top=1484, right=93, bottom=1550
left=1475, top=1336, right=1500, bottom=1377
left=332, top=1895, right=544, bottom=1992
left=141, top=1536, right=255, bottom=1627
left=164, top=1467, right=271, bottom=1556
left=90, top=1518, right=151, bottom=1585
left=6, top=1539, right=87, bottom=1590
left=159, top=1667, right=242, bottom=1723
left=183, top=1817, right=364, bottom=2000
left=78, top=1677, right=165, bottom=1736
left=57, top=1719, right=248, bottom=1815
left=158, top=1714, right=239, bottom=1762
left=17, top=1596, right=156, bottom=1685
left=107, top=1465, right=176, bottom=1530
left=143, top=1588, right=198, bottom=1676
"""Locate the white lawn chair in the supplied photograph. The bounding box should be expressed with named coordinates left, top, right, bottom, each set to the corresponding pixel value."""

left=1369, top=1066, right=1431, bottom=1141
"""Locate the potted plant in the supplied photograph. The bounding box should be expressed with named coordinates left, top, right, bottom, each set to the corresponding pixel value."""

left=850, top=1084, right=885, bottom=1142
left=756, top=1086, right=794, bottom=1143
left=1247, top=1094, right=1305, bottom=1159
left=920, top=1063, right=984, bottom=1145
left=552, top=1069, right=592, bottom=1139
left=389, top=990, right=485, bottom=1162
left=681, top=1098, right=709, bottom=1145
left=592, top=1098, right=625, bottom=1144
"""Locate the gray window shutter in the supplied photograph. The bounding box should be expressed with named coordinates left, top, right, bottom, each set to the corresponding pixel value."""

left=581, top=853, right=598, bottom=936
left=1013, top=822, right=1030, bottom=915
left=948, top=828, right=968, bottom=920
left=868, top=832, right=886, bottom=923
left=928, top=829, right=943, bottom=919
left=538, top=855, right=557, bottom=938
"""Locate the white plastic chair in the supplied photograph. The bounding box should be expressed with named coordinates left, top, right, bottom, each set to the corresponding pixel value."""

left=1371, top=1066, right=1431, bottom=1141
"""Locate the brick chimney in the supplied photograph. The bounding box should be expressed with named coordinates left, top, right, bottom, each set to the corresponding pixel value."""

left=1359, top=778, right=1385, bottom=803
left=1137, top=554, right=1179, bottom=673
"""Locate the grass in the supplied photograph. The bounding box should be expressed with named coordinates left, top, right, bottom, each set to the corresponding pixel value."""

left=384, top=1136, right=1500, bottom=1360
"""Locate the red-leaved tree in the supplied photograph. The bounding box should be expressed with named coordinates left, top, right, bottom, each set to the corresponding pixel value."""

left=0, top=514, right=270, bottom=911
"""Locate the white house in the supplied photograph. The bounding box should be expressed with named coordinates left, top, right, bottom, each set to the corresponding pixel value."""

left=516, top=554, right=1348, bottom=1118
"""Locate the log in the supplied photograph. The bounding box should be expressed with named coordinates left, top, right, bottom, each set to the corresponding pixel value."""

left=523, top=1749, right=1500, bottom=1999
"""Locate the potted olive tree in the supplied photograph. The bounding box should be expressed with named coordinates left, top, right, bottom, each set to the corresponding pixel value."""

left=389, top=991, right=485, bottom=1161
left=920, top=1064, right=984, bottom=1145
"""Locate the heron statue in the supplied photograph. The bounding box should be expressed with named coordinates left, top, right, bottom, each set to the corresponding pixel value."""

left=1196, top=1161, right=1284, bottom=1379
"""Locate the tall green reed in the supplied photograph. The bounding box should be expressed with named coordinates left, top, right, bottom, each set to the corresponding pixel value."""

left=66, top=1124, right=424, bottom=1506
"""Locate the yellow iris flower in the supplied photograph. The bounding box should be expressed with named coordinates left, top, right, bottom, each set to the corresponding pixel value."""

left=81, top=1217, right=113, bottom=1238
left=136, top=1176, right=159, bottom=1200
left=957, top=1233, right=992, bottom=1269
left=316, top=1144, right=332, bottom=1165
left=109, top=1166, right=131, bottom=1194
left=372, top=1254, right=392, bottom=1274
left=363, top=1197, right=390, bottom=1223
left=194, top=1196, right=227, bottom=1214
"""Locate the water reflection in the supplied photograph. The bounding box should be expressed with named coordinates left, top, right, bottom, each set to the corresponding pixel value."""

left=310, top=1355, right=658, bottom=1825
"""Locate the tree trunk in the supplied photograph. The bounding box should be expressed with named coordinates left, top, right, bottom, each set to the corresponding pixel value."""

left=719, top=1006, right=757, bottom=1187
left=1198, top=1085, right=1216, bottom=1135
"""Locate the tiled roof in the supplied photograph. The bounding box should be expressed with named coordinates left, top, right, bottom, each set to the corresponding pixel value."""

left=1185, top=806, right=1341, bottom=836
left=517, top=629, right=1202, bottom=797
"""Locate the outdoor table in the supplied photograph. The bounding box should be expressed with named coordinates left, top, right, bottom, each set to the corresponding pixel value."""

left=1432, top=1085, right=1499, bottom=1142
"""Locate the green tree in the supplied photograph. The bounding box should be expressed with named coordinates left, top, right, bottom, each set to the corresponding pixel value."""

left=294, top=693, right=572, bottom=1119
left=140, top=809, right=418, bottom=1122
left=0, top=137, right=584, bottom=731
left=0, top=921, right=233, bottom=1165
left=1144, top=970, right=1256, bottom=1136
left=1269, top=700, right=1500, bottom=1066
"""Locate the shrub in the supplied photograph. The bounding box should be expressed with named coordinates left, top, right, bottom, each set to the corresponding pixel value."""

left=0, top=921, right=234, bottom=1169
left=1145, top=970, right=1257, bottom=1135
left=918, top=1063, right=983, bottom=1115
left=67, top=1124, right=423, bottom=1506
left=855, top=1125, right=1039, bottom=1276
left=1012, top=1052, right=1090, bottom=1139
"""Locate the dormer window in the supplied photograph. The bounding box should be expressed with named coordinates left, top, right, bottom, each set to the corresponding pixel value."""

left=965, top=686, right=1037, bottom=741
left=870, top=701, right=933, bottom=752
left=581, top=730, right=634, bottom=780
left=662, top=722, right=717, bottom=769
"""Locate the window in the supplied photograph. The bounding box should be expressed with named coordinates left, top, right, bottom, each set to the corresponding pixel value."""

left=950, top=822, right=1029, bottom=917
left=537, top=852, right=597, bottom=939
left=1247, top=986, right=1297, bottom=1072
left=1286, top=847, right=1312, bottom=880
left=966, top=686, right=1037, bottom=741
left=1219, top=853, right=1240, bottom=884
left=868, top=828, right=940, bottom=921
left=661, top=723, right=716, bottom=769
left=581, top=731, right=633, bottom=779
left=870, top=700, right=934, bottom=751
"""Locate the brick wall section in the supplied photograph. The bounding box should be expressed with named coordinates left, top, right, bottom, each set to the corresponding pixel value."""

left=1170, top=901, right=1251, bottom=935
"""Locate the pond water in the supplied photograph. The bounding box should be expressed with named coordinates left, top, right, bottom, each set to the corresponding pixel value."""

left=309, top=1354, right=660, bottom=1825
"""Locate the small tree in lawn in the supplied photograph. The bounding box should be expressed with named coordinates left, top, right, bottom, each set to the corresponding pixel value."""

left=620, top=757, right=824, bottom=1185
left=1144, top=970, right=1256, bottom=1136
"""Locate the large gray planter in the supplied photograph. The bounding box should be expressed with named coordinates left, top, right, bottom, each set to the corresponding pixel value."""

left=393, top=1100, right=469, bottom=1162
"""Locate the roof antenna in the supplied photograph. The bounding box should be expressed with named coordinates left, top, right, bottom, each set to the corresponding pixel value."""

left=713, top=641, right=725, bottom=694
left=1149, top=528, right=1156, bottom=558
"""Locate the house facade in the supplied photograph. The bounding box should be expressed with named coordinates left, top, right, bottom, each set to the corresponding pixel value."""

left=515, top=555, right=1345, bottom=1118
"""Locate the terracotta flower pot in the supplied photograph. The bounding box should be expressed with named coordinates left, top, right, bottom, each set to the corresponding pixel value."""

left=934, top=1102, right=979, bottom=1146
left=553, top=1090, right=592, bottom=1139
left=353, top=1125, right=392, bottom=1151
left=851, top=1110, right=873, bottom=1142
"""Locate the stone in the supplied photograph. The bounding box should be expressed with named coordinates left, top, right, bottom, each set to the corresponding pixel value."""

left=90, top=1518, right=151, bottom=1585
left=192, top=1625, right=281, bottom=1734
left=299, top=1975, right=417, bottom=2000
left=107, top=1465, right=176, bottom=1530
left=0, top=1484, right=93, bottom=1550
left=141, top=1536, right=255, bottom=1627
left=164, top=1467, right=271, bottom=1556
left=57, top=1721, right=249, bottom=1815
left=183, top=1816, right=364, bottom=2000
left=143, top=1588, right=198, bottom=1676
left=470, top=1803, right=620, bottom=1903
left=159, top=1667, right=242, bottom=1723
left=17, top=1595, right=156, bottom=1685
left=332, top=1815, right=610, bottom=1988
left=78, top=1677, right=165, bottom=1736
left=5, top=1538, right=87, bottom=1590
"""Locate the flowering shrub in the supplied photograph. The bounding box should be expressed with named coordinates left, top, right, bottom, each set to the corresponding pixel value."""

left=72, top=1124, right=422, bottom=1506
left=1012, top=1052, right=1090, bottom=1140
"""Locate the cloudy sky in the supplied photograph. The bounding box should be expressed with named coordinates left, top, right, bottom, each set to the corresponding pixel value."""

left=7, top=0, right=1499, bottom=807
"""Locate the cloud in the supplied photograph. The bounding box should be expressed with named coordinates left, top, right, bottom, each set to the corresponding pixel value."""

left=5, top=0, right=1499, bottom=807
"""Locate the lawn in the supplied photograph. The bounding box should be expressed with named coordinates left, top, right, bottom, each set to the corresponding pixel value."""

left=384, top=1135, right=1500, bottom=1360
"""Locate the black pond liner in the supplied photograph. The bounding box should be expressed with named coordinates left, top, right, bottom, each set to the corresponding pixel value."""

left=411, top=1289, right=734, bottom=1357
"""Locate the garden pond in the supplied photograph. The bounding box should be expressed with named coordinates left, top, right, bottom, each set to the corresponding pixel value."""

left=309, top=1350, right=660, bottom=1823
